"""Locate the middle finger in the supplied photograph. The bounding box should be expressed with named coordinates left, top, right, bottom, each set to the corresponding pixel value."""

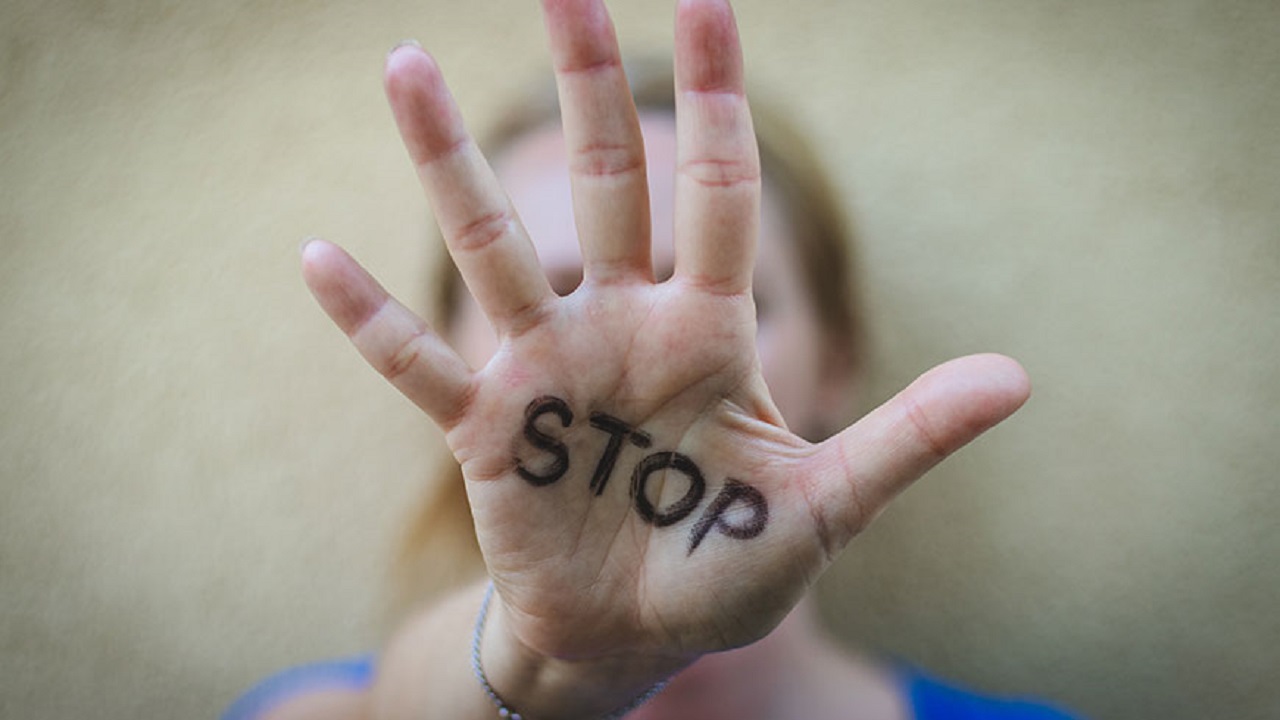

left=542, top=0, right=653, bottom=284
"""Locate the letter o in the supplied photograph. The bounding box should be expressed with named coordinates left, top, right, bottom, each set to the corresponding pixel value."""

left=630, top=451, right=706, bottom=527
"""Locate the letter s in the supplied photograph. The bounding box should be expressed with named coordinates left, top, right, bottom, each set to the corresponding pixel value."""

left=515, top=396, right=574, bottom=487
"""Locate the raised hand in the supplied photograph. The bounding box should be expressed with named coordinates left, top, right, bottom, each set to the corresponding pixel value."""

left=301, top=0, right=1029, bottom=716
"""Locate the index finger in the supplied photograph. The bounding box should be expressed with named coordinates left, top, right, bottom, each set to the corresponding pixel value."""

left=385, top=45, right=555, bottom=335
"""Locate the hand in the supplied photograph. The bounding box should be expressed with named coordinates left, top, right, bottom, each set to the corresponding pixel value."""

left=302, top=0, right=1029, bottom=714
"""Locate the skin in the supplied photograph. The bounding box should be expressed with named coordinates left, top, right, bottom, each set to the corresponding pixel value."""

left=292, top=0, right=1031, bottom=717
left=456, top=111, right=840, bottom=442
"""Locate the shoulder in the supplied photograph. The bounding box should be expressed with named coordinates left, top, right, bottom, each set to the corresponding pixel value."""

left=222, top=655, right=376, bottom=720
left=902, top=668, right=1084, bottom=720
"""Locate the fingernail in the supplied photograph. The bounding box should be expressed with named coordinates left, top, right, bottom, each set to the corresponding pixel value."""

left=299, top=236, right=320, bottom=255
left=388, top=39, right=422, bottom=58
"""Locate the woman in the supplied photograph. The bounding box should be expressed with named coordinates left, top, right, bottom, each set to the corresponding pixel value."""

left=229, top=1, right=1073, bottom=718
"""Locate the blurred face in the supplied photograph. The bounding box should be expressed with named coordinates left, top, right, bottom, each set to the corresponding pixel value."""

left=450, top=114, right=838, bottom=438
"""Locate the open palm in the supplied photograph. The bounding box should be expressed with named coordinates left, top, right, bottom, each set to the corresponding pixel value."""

left=302, top=0, right=1029, bottom=680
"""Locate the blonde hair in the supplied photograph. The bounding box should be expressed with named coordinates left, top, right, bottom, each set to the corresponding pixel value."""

left=390, top=59, right=864, bottom=618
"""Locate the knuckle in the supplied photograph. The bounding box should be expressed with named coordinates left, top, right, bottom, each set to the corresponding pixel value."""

left=830, top=441, right=871, bottom=544
left=903, top=395, right=950, bottom=462
left=679, top=157, right=760, bottom=189
left=571, top=142, right=645, bottom=179
left=501, top=295, right=554, bottom=337
left=382, top=329, right=427, bottom=381
left=555, top=55, right=622, bottom=77
left=798, top=474, right=842, bottom=564
left=450, top=209, right=514, bottom=253
left=417, top=134, right=469, bottom=167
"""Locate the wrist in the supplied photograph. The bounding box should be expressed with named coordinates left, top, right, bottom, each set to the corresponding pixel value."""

left=477, top=582, right=691, bottom=718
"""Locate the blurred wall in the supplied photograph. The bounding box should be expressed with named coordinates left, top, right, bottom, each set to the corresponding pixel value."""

left=2, top=0, right=1277, bottom=718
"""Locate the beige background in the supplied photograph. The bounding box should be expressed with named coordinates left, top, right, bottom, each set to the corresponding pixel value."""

left=3, top=0, right=1278, bottom=718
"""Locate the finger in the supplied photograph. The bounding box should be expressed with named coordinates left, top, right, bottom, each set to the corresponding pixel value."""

left=302, top=239, right=474, bottom=429
left=541, top=0, right=652, bottom=283
left=384, top=45, right=554, bottom=335
left=805, top=354, right=1032, bottom=552
left=673, top=0, right=761, bottom=296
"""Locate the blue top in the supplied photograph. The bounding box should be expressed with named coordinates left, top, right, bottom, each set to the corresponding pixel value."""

left=223, top=656, right=375, bottom=720
left=223, top=655, right=1081, bottom=720
left=902, top=668, right=1080, bottom=720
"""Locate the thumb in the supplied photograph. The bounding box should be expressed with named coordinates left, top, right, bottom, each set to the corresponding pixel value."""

left=806, top=353, right=1031, bottom=553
